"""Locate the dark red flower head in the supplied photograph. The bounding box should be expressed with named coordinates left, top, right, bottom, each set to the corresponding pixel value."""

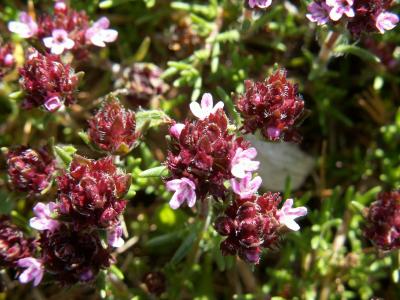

left=40, top=224, right=112, bottom=284
left=347, top=0, right=394, bottom=36
left=364, top=190, right=400, bottom=251
left=7, top=146, right=56, bottom=195
left=57, top=155, right=130, bottom=229
left=0, top=43, right=15, bottom=78
left=215, top=192, right=282, bottom=264
left=19, top=50, right=80, bottom=112
left=114, top=63, right=168, bottom=108
left=236, top=68, right=305, bottom=142
left=0, top=216, right=34, bottom=268
left=88, top=97, right=138, bottom=154
left=166, top=109, right=250, bottom=200
left=143, top=272, right=166, bottom=296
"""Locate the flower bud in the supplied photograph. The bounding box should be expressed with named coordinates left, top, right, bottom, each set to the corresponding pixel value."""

left=365, top=191, right=400, bottom=251
left=57, top=155, right=130, bottom=229
left=236, top=68, right=305, bottom=142
left=19, top=50, right=79, bottom=112
left=0, top=216, right=34, bottom=268
left=88, top=98, right=138, bottom=154
left=7, top=146, right=55, bottom=195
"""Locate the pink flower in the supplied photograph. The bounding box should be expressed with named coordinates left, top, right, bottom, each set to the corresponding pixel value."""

left=107, top=224, right=124, bottom=248
left=170, top=123, right=185, bottom=139
left=277, top=198, right=307, bottom=231
left=43, top=29, right=75, bottom=55
left=44, top=96, right=63, bottom=112
left=8, top=12, right=38, bottom=38
left=326, top=0, right=354, bottom=21
left=230, top=173, right=262, bottom=199
left=375, top=12, right=399, bottom=34
left=306, top=1, right=331, bottom=25
left=85, top=17, right=118, bottom=47
left=29, top=202, right=59, bottom=232
left=3, top=53, right=14, bottom=67
left=54, top=1, right=67, bottom=13
left=166, top=178, right=196, bottom=209
left=17, top=257, right=44, bottom=286
left=248, top=0, right=272, bottom=9
left=231, top=147, right=260, bottom=179
left=189, top=93, right=224, bottom=120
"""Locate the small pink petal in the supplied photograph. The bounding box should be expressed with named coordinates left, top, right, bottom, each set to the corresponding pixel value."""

left=170, top=123, right=185, bottom=139
left=189, top=101, right=204, bottom=119
left=200, top=93, right=213, bottom=113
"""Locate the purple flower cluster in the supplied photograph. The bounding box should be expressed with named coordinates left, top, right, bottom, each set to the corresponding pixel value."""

left=7, top=146, right=56, bottom=195
left=113, top=63, right=168, bottom=108
left=215, top=179, right=307, bottom=264
left=306, top=0, right=398, bottom=35
left=14, top=156, right=129, bottom=286
left=0, top=217, right=35, bottom=269
left=19, top=50, right=80, bottom=112
left=8, top=1, right=117, bottom=58
left=165, top=93, right=260, bottom=208
left=88, top=97, right=138, bottom=154
left=163, top=93, right=307, bottom=264
left=236, top=68, right=305, bottom=142
left=364, top=190, right=400, bottom=251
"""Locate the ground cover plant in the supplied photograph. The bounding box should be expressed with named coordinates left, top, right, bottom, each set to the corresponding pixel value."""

left=0, top=0, right=399, bottom=299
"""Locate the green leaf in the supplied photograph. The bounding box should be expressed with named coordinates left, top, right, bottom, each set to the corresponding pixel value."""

left=170, top=226, right=199, bottom=265
left=145, top=230, right=183, bottom=248
left=78, top=131, right=90, bottom=145
left=139, top=165, right=168, bottom=177
left=54, top=145, right=77, bottom=166
left=333, top=45, right=381, bottom=63
left=135, top=110, right=171, bottom=131
left=9, top=90, right=24, bottom=100
left=110, top=265, right=124, bottom=280
left=133, top=37, right=151, bottom=62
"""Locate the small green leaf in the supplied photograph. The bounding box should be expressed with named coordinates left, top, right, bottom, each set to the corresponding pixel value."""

left=54, top=145, right=76, bottom=166
left=136, top=110, right=171, bottom=131
left=9, top=91, right=25, bottom=100
left=333, top=44, right=381, bottom=63
left=110, top=265, right=124, bottom=280
left=133, top=37, right=151, bottom=62
left=145, top=231, right=183, bottom=248
left=78, top=131, right=90, bottom=145
left=170, top=226, right=199, bottom=264
left=139, top=166, right=168, bottom=177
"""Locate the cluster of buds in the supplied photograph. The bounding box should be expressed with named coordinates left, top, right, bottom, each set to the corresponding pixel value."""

left=236, top=68, right=305, bottom=142
left=165, top=93, right=260, bottom=208
left=6, top=146, right=56, bottom=195
left=15, top=155, right=129, bottom=286
left=113, top=63, right=168, bottom=108
left=8, top=1, right=117, bottom=58
left=0, top=217, right=34, bottom=269
left=87, top=97, right=138, bottom=154
left=39, top=224, right=112, bottom=284
left=364, top=190, right=400, bottom=251
left=0, top=43, right=15, bottom=78
left=19, top=50, right=80, bottom=112
left=215, top=178, right=307, bottom=264
left=306, top=0, right=399, bottom=35
left=56, top=156, right=130, bottom=229
left=163, top=92, right=307, bottom=264
left=167, top=17, right=203, bottom=58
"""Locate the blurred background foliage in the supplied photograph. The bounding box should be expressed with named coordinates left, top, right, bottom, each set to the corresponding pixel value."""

left=0, top=0, right=399, bottom=299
